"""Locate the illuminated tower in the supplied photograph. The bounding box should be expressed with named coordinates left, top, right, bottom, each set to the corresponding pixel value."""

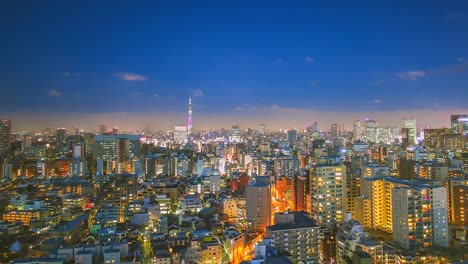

left=188, top=88, right=192, bottom=134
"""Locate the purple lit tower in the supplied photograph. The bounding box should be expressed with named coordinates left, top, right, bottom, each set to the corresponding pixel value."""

left=187, top=88, right=192, bottom=134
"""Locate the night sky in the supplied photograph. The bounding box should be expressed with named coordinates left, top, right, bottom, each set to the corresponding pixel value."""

left=1, top=1, right=468, bottom=130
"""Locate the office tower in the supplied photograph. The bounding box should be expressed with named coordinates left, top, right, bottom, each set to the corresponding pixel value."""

left=0, top=119, right=11, bottom=156
left=72, top=143, right=85, bottom=159
left=353, top=120, right=365, bottom=141
left=439, top=133, right=466, bottom=153
left=93, top=134, right=141, bottom=162
left=97, top=158, right=103, bottom=175
left=174, top=126, right=188, bottom=143
left=310, top=164, right=346, bottom=226
left=312, top=121, right=318, bottom=132
left=231, top=124, right=240, bottom=143
left=2, top=159, right=12, bottom=178
left=423, top=128, right=450, bottom=149
left=273, top=156, right=300, bottom=179
left=99, top=124, right=107, bottom=134
left=451, top=114, right=468, bottom=135
left=392, top=185, right=449, bottom=249
left=245, top=179, right=271, bottom=232
left=266, top=211, right=320, bottom=263
left=188, top=88, right=193, bottom=134
left=404, top=118, right=417, bottom=144
left=259, top=124, right=265, bottom=135
left=287, top=129, right=298, bottom=145
left=331, top=123, right=338, bottom=138
left=364, top=119, right=377, bottom=143
left=55, top=128, right=67, bottom=147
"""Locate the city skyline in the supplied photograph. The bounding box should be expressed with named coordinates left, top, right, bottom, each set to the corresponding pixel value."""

left=4, top=107, right=468, bottom=132
left=1, top=1, right=468, bottom=127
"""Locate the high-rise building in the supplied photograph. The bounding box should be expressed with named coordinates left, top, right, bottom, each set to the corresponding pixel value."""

left=446, top=178, right=468, bottom=225
left=187, top=88, right=193, bottom=134
left=360, top=176, right=410, bottom=232
left=404, top=118, right=417, bottom=144
left=312, top=121, right=318, bottom=132
left=56, top=128, right=67, bottom=146
left=93, top=134, right=141, bottom=162
left=364, top=119, right=377, bottom=143
left=295, top=175, right=308, bottom=212
left=2, top=159, right=12, bottom=178
left=245, top=179, right=271, bottom=232
left=353, top=120, right=365, bottom=141
left=174, top=126, right=188, bottom=143
left=451, top=186, right=468, bottom=227
left=259, top=124, right=265, bottom=135
left=451, top=114, right=468, bottom=135
left=266, top=211, right=321, bottom=263
left=392, top=185, right=449, bottom=250
left=231, top=124, right=240, bottom=143
left=331, top=123, right=338, bottom=138
left=0, top=119, right=11, bottom=156
left=345, top=171, right=360, bottom=214
left=273, top=156, right=300, bottom=179
left=310, top=164, right=346, bottom=226
left=100, top=173, right=138, bottom=222
left=287, top=129, right=298, bottom=145
left=99, top=124, right=107, bottom=134
left=423, top=128, right=450, bottom=149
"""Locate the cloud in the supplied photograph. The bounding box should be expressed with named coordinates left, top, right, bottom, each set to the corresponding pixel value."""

left=397, top=70, right=426, bottom=80
left=275, top=58, right=284, bottom=64
left=271, top=104, right=281, bottom=110
left=153, top=94, right=160, bottom=97
left=446, top=13, right=464, bottom=20
left=131, top=92, right=141, bottom=96
left=304, top=56, right=316, bottom=63
left=372, top=99, right=383, bottom=104
left=113, top=72, right=148, bottom=81
left=373, top=62, right=468, bottom=86
left=48, top=89, right=61, bottom=97
left=64, top=72, right=80, bottom=77
left=192, top=89, right=204, bottom=97
left=234, top=105, right=258, bottom=112
left=309, top=80, right=320, bottom=87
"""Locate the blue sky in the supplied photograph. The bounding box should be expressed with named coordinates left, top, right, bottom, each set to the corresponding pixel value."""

left=1, top=1, right=468, bottom=129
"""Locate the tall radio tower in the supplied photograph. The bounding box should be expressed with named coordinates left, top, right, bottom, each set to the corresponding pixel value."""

left=187, top=88, right=192, bottom=134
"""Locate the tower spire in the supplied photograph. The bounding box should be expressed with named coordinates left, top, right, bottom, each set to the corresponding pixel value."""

left=188, top=88, right=192, bottom=134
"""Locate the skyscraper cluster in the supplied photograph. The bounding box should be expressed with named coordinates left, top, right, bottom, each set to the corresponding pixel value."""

left=0, top=112, right=466, bottom=264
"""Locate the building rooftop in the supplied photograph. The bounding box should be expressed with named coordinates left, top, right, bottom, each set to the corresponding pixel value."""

left=267, top=211, right=318, bottom=231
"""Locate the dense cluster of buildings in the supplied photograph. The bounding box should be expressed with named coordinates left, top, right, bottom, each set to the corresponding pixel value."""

left=0, top=112, right=467, bottom=264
